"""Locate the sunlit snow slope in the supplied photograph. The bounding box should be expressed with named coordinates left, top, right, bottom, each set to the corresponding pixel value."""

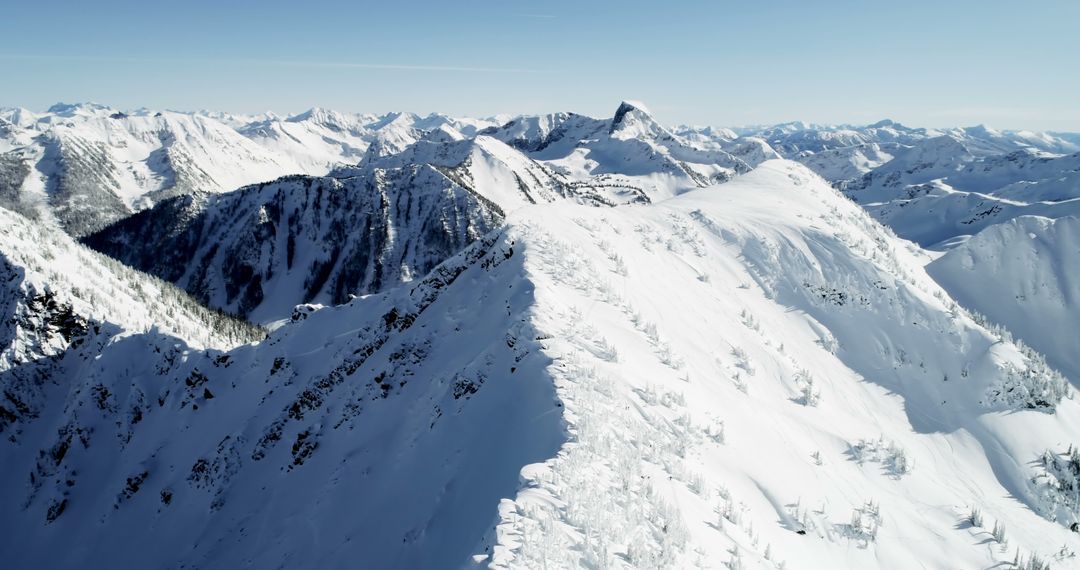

left=474, top=161, right=1080, bottom=569
left=929, top=215, right=1080, bottom=385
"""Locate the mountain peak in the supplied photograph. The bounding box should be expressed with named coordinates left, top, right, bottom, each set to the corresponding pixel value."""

left=615, top=99, right=651, bottom=116
left=965, top=123, right=1002, bottom=138
left=422, top=123, right=465, bottom=143
left=611, top=100, right=651, bottom=125
left=286, top=107, right=326, bottom=121
left=287, top=107, right=347, bottom=124
left=45, top=101, right=113, bottom=115
left=610, top=100, right=662, bottom=137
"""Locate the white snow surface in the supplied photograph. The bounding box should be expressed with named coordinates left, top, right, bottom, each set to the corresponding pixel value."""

left=929, top=215, right=1080, bottom=384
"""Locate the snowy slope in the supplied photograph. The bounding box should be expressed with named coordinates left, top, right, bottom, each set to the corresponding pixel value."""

left=476, top=161, right=1080, bottom=569
left=1, top=227, right=562, bottom=569
left=3, top=161, right=1079, bottom=569
left=929, top=216, right=1080, bottom=384
left=0, top=207, right=260, bottom=350
left=0, top=205, right=262, bottom=435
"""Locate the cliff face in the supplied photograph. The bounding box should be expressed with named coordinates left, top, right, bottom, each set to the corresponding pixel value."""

left=85, top=167, right=504, bottom=323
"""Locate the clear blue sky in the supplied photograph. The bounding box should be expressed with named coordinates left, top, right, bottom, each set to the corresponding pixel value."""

left=3, top=0, right=1078, bottom=131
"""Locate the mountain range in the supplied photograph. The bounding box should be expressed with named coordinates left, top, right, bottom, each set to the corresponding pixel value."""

left=2, top=100, right=1080, bottom=569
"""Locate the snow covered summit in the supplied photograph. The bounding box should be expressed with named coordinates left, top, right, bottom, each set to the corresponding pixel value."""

left=609, top=100, right=659, bottom=138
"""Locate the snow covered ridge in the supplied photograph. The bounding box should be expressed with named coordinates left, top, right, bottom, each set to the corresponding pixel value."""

left=3, top=161, right=1080, bottom=568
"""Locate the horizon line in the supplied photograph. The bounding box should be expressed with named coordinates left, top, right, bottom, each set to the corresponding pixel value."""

left=2, top=98, right=1078, bottom=135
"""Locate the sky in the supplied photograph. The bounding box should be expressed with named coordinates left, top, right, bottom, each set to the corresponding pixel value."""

left=3, top=0, right=1078, bottom=131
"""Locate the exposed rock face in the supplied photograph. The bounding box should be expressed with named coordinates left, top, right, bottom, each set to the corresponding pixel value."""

left=85, top=167, right=504, bottom=322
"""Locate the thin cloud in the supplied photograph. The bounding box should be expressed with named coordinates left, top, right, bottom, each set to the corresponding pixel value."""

left=519, top=14, right=557, bottom=19
left=271, top=60, right=545, bottom=73
left=0, top=54, right=546, bottom=74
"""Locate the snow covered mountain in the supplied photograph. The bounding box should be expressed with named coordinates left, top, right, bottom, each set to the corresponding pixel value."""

left=839, top=144, right=1080, bottom=248
left=700, top=118, right=1080, bottom=274
left=737, top=119, right=1078, bottom=164
left=7, top=99, right=1074, bottom=247
left=83, top=104, right=760, bottom=323
left=80, top=130, right=648, bottom=324
left=0, top=104, right=504, bottom=238
left=4, top=96, right=1080, bottom=569
left=710, top=120, right=1080, bottom=376
left=928, top=215, right=1080, bottom=384
left=83, top=165, right=504, bottom=324
left=699, top=119, right=1077, bottom=198
left=3, top=161, right=1079, bottom=569
left=233, top=108, right=504, bottom=175
left=792, top=142, right=898, bottom=182
left=482, top=101, right=753, bottom=198
left=0, top=104, right=305, bottom=236
left=231, top=107, right=379, bottom=173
